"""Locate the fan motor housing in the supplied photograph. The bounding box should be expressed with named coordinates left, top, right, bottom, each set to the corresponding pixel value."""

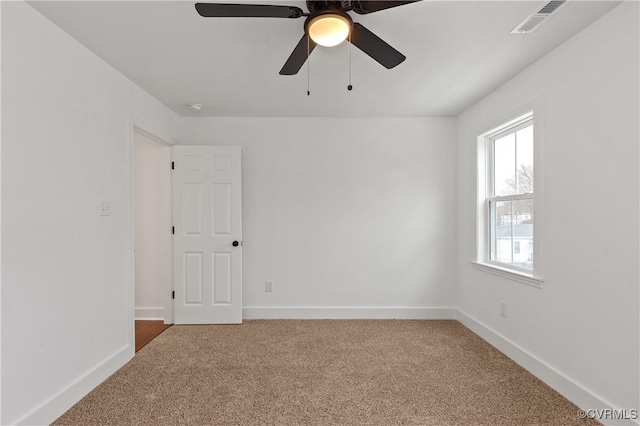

left=306, top=1, right=348, bottom=14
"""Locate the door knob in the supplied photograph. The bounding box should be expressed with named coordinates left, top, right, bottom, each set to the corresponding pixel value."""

left=232, top=241, right=239, bottom=247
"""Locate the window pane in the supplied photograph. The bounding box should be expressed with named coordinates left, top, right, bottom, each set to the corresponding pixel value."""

left=516, top=125, right=534, bottom=194
left=512, top=198, right=533, bottom=270
left=482, top=113, right=535, bottom=274
left=493, top=200, right=512, bottom=263
left=494, top=133, right=516, bottom=196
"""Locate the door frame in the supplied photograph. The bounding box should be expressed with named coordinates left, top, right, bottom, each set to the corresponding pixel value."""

left=127, top=116, right=174, bottom=357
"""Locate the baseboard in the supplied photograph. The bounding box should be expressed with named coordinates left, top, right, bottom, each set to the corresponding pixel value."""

left=456, top=309, right=638, bottom=426
left=13, top=344, right=132, bottom=426
left=134, top=306, right=164, bottom=320
left=243, top=306, right=456, bottom=320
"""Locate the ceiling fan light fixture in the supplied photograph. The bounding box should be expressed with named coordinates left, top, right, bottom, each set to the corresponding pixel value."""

left=306, top=13, right=352, bottom=47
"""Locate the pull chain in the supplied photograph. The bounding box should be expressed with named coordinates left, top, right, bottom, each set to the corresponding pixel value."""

left=307, top=34, right=311, bottom=96
left=347, top=31, right=353, bottom=91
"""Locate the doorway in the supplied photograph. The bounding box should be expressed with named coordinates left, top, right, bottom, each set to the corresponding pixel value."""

left=133, top=129, right=172, bottom=350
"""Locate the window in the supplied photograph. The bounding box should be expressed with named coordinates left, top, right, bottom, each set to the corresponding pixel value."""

left=475, top=110, right=541, bottom=285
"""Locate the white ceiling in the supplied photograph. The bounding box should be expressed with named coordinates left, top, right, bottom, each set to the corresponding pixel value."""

left=29, top=0, right=619, bottom=117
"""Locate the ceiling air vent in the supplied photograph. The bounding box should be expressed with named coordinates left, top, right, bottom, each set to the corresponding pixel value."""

left=511, top=0, right=567, bottom=34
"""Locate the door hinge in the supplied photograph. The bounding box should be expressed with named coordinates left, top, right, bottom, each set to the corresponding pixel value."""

left=171, top=161, right=175, bottom=170
left=172, top=226, right=175, bottom=234
left=172, top=291, right=175, bottom=299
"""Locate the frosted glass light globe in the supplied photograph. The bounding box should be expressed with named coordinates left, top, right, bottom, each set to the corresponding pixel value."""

left=308, top=14, right=351, bottom=47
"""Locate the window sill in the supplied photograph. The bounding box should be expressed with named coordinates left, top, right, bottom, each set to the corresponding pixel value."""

left=471, top=261, right=543, bottom=288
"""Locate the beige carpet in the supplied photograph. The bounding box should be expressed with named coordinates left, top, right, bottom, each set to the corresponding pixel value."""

left=54, top=320, right=598, bottom=425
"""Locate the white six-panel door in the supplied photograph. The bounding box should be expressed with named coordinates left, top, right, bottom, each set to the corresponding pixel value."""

left=172, top=146, right=242, bottom=324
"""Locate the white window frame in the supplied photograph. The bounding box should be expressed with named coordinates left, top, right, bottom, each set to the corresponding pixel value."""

left=473, top=106, right=544, bottom=288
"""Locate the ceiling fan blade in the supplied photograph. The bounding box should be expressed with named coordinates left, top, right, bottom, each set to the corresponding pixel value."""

left=279, top=34, right=317, bottom=75
left=351, top=1, right=420, bottom=15
left=195, top=3, right=304, bottom=18
left=350, top=23, right=405, bottom=69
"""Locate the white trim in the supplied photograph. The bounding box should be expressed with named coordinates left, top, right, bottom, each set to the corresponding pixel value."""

left=126, top=118, right=136, bottom=358
left=242, top=307, right=456, bottom=320
left=456, top=310, right=638, bottom=426
left=485, top=112, right=534, bottom=142
left=0, top=3, right=3, bottom=419
left=128, top=116, right=175, bottom=349
left=531, top=98, right=545, bottom=282
left=134, top=307, right=165, bottom=320
left=488, top=193, right=534, bottom=202
left=130, top=115, right=174, bottom=148
left=12, top=345, right=132, bottom=426
left=471, top=261, right=543, bottom=288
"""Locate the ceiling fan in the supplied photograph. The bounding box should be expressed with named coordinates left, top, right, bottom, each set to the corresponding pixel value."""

left=195, top=1, right=420, bottom=75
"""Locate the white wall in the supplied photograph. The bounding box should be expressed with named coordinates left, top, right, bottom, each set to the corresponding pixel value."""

left=180, top=117, right=457, bottom=318
left=134, top=131, right=171, bottom=320
left=456, top=1, right=639, bottom=415
left=0, top=3, right=3, bottom=422
left=1, top=2, right=180, bottom=424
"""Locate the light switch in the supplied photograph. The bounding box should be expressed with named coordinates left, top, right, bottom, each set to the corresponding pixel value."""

left=99, top=200, right=111, bottom=216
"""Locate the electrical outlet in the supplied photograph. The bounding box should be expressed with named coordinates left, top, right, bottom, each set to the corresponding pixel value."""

left=265, top=280, right=274, bottom=292
left=99, top=200, right=111, bottom=216
left=500, top=301, right=508, bottom=318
